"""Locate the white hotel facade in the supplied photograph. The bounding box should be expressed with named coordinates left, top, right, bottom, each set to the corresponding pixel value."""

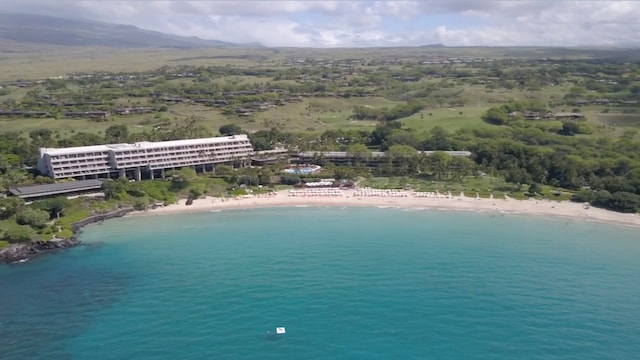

left=37, top=135, right=255, bottom=180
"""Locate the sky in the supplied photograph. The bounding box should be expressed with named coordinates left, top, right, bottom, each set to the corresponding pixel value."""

left=1, top=0, right=639, bottom=47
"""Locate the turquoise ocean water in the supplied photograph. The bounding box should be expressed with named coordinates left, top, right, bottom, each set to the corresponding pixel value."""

left=1, top=207, right=640, bottom=359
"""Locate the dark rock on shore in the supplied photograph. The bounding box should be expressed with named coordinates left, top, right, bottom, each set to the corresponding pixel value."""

left=0, top=238, right=82, bottom=264
left=0, top=207, right=133, bottom=265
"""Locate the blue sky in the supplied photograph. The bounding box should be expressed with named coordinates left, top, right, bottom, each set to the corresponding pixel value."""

left=1, top=1, right=639, bottom=47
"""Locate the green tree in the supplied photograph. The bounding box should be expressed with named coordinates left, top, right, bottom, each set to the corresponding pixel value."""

left=346, top=143, right=372, bottom=166
left=34, top=175, right=55, bottom=184
left=3, top=225, right=37, bottom=243
left=0, top=197, right=24, bottom=219
left=482, top=107, right=509, bottom=125
left=450, top=156, right=475, bottom=182
left=214, top=164, right=234, bottom=176
left=219, top=124, right=244, bottom=136
left=422, top=127, right=453, bottom=151
left=608, top=192, right=640, bottom=213
left=60, top=132, right=104, bottom=147
left=504, top=168, right=532, bottom=191
left=572, top=190, right=595, bottom=203
left=103, top=178, right=130, bottom=200
left=105, top=124, right=129, bottom=143
left=34, top=197, right=71, bottom=219
left=29, top=129, right=53, bottom=146
left=558, top=121, right=581, bottom=136
left=177, top=167, right=197, bottom=180
left=15, top=207, right=50, bottom=229
left=427, top=151, right=452, bottom=180
left=388, top=145, right=418, bottom=176
left=168, top=167, right=197, bottom=191
left=132, top=198, right=149, bottom=211
left=527, top=183, right=542, bottom=195
left=333, top=166, right=357, bottom=180
left=3, top=169, right=28, bottom=187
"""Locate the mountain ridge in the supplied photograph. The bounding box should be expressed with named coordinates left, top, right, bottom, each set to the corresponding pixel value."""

left=0, top=13, right=264, bottom=49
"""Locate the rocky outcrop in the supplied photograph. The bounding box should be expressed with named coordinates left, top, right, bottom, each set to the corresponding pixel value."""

left=1, top=207, right=135, bottom=264
left=0, top=238, right=82, bottom=264
left=71, top=207, right=134, bottom=232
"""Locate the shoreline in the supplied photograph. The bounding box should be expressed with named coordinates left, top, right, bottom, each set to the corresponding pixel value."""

left=0, top=207, right=134, bottom=264
left=127, top=189, right=640, bottom=229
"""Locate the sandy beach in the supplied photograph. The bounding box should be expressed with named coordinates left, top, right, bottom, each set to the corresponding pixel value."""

left=126, top=188, right=640, bottom=229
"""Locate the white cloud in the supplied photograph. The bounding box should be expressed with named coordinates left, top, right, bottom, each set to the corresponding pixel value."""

left=0, top=0, right=639, bottom=47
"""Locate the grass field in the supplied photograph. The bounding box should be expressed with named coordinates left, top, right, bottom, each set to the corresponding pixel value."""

left=400, top=106, right=490, bottom=132
left=251, top=96, right=401, bottom=132
left=1, top=46, right=639, bottom=141
left=0, top=47, right=287, bottom=81
left=2, top=100, right=638, bottom=140
left=581, top=107, right=640, bottom=137
left=0, top=96, right=404, bottom=136
left=2, top=45, right=633, bottom=82
left=0, top=113, right=170, bottom=136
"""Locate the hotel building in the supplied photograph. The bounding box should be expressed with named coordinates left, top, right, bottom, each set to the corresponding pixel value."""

left=37, top=135, right=255, bottom=180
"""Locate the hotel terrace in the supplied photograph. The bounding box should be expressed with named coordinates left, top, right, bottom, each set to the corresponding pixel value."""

left=37, top=135, right=255, bottom=180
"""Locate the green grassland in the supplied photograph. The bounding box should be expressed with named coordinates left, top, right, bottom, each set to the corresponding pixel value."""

left=400, top=106, right=490, bottom=132
left=2, top=45, right=638, bottom=81
left=251, top=96, right=401, bottom=133
left=0, top=95, right=403, bottom=136
left=0, top=47, right=286, bottom=81
left=1, top=46, right=639, bottom=140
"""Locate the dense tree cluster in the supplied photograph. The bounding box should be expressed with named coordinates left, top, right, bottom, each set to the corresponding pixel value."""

left=0, top=195, right=74, bottom=243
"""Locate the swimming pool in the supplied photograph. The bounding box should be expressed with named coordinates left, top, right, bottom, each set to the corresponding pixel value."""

left=283, top=165, right=321, bottom=174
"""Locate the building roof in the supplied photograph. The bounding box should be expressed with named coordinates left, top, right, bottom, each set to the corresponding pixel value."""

left=41, top=144, right=114, bottom=156
left=554, top=112, right=585, bottom=117
left=9, top=179, right=103, bottom=199
left=40, top=135, right=251, bottom=156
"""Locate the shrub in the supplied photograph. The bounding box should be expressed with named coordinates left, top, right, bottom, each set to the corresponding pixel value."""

left=16, top=208, right=50, bottom=229
left=3, top=225, right=37, bottom=243
left=571, top=190, right=595, bottom=203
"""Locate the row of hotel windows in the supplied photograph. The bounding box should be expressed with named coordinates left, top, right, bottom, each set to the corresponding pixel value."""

left=52, top=152, right=109, bottom=160
left=147, top=157, right=238, bottom=169
left=113, top=142, right=249, bottom=155
left=50, top=145, right=252, bottom=161
left=50, top=147, right=253, bottom=164
left=116, top=153, right=247, bottom=167
left=53, top=154, right=247, bottom=172
left=52, top=151, right=251, bottom=167
left=53, top=159, right=237, bottom=177
left=110, top=145, right=251, bottom=157
left=113, top=148, right=252, bottom=161
left=55, top=165, right=110, bottom=171
left=51, top=159, right=109, bottom=166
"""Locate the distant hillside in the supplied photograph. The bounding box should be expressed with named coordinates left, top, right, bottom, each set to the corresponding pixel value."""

left=0, top=13, right=263, bottom=49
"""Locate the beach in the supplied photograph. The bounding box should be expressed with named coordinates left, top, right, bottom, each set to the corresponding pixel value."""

left=128, top=188, right=640, bottom=229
